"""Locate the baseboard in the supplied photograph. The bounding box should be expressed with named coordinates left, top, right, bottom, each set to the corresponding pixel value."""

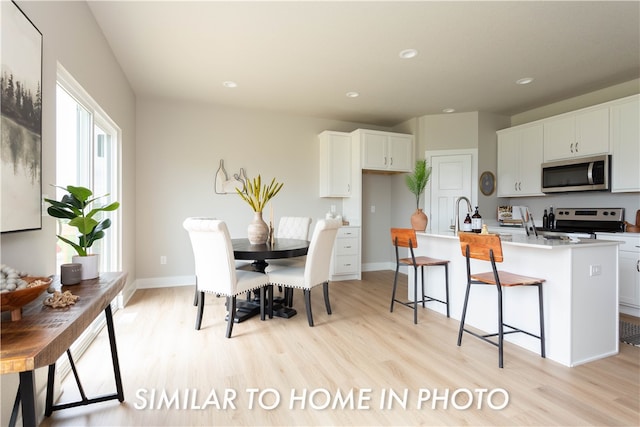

left=362, top=262, right=401, bottom=272
left=134, top=275, right=195, bottom=290
left=620, top=304, right=640, bottom=318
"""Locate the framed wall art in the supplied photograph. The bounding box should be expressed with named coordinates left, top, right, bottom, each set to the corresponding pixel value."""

left=1, top=1, right=43, bottom=233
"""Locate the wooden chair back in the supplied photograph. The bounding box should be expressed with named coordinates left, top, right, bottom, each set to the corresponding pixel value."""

left=458, top=232, right=504, bottom=263
left=390, top=228, right=418, bottom=249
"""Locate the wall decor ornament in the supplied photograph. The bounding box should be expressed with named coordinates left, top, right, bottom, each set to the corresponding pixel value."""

left=215, top=159, right=247, bottom=194
left=0, top=1, right=43, bottom=233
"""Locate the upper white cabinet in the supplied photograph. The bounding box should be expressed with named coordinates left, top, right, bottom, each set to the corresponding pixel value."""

left=497, top=124, right=544, bottom=197
left=543, top=107, right=609, bottom=162
left=354, top=129, right=414, bottom=172
left=610, top=95, right=640, bottom=193
left=319, top=131, right=352, bottom=197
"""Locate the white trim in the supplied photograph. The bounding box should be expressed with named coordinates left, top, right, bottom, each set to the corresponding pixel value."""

left=135, top=275, right=196, bottom=289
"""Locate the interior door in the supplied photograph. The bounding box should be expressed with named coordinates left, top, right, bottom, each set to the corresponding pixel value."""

left=426, top=151, right=474, bottom=235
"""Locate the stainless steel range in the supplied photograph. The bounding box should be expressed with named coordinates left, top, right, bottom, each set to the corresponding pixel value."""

left=539, top=207, right=625, bottom=239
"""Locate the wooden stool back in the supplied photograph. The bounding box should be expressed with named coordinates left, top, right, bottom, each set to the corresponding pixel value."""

left=390, top=228, right=418, bottom=249
left=458, top=232, right=504, bottom=263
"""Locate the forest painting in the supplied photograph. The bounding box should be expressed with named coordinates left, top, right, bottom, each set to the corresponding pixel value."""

left=1, top=1, right=43, bottom=232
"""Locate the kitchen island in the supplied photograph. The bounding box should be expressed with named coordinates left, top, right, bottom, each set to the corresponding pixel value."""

left=409, top=232, right=619, bottom=367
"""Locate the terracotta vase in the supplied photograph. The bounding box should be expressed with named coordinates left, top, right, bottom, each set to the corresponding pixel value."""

left=411, top=208, right=428, bottom=231
left=247, top=211, right=269, bottom=244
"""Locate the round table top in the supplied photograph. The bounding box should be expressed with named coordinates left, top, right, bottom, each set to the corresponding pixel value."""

left=231, top=238, right=309, bottom=261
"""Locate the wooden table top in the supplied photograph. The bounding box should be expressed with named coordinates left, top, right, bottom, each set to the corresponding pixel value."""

left=0, top=272, right=127, bottom=375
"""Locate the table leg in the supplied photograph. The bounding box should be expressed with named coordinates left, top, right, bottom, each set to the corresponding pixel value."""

left=105, top=305, right=125, bottom=402
left=18, top=370, right=37, bottom=427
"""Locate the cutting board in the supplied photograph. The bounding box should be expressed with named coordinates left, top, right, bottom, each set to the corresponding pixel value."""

left=636, top=209, right=640, bottom=226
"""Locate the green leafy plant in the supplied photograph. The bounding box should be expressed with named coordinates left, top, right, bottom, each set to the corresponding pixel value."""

left=45, top=185, right=120, bottom=256
left=405, top=159, right=432, bottom=209
left=236, top=175, right=283, bottom=212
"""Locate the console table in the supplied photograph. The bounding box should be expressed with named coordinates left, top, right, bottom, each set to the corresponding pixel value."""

left=1, top=272, right=127, bottom=426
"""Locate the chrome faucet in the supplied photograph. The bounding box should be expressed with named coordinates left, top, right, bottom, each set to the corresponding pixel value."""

left=454, top=196, right=472, bottom=236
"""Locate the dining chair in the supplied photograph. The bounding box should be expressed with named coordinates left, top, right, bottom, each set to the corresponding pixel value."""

left=267, top=219, right=341, bottom=326
left=457, top=232, right=546, bottom=368
left=183, top=217, right=270, bottom=338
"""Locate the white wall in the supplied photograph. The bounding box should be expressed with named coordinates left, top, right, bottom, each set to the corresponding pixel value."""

left=0, top=1, right=136, bottom=425
left=134, top=98, right=383, bottom=283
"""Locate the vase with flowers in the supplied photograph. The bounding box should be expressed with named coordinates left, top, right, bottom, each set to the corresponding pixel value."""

left=236, top=175, right=283, bottom=244
left=405, top=159, right=431, bottom=231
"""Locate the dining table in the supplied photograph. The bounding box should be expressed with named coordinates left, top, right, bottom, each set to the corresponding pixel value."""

left=231, top=238, right=309, bottom=322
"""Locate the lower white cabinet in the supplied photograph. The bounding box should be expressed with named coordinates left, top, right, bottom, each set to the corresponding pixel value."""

left=598, top=233, right=640, bottom=316
left=330, top=226, right=361, bottom=281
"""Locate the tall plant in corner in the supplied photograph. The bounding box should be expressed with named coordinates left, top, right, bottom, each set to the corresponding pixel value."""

left=405, top=159, right=431, bottom=231
left=45, top=185, right=120, bottom=279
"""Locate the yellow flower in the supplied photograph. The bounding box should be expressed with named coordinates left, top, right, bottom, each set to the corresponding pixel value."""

left=236, top=175, right=283, bottom=212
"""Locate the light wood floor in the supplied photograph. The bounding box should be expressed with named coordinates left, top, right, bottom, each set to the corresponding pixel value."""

left=41, top=271, right=639, bottom=426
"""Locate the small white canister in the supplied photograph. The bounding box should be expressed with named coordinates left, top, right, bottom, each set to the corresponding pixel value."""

left=60, top=263, right=82, bottom=285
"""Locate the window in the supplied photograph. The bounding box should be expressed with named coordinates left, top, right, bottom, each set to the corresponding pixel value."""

left=54, top=64, right=121, bottom=377
left=55, top=66, right=120, bottom=274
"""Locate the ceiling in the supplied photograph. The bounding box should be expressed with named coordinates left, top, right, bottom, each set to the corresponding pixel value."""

left=87, top=1, right=640, bottom=127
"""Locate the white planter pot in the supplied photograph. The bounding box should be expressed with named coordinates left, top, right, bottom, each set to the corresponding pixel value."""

left=72, top=254, right=100, bottom=280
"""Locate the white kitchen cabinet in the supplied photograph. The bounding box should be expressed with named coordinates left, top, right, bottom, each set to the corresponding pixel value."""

left=543, top=107, right=609, bottom=162
left=598, top=233, right=640, bottom=317
left=497, top=124, right=544, bottom=197
left=319, top=131, right=352, bottom=197
left=355, top=129, right=413, bottom=172
left=330, top=226, right=361, bottom=281
left=610, top=95, right=640, bottom=192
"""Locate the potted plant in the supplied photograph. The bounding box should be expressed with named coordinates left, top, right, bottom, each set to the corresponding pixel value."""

left=45, top=185, right=120, bottom=280
left=405, top=159, right=431, bottom=231
left=236, top=175, right=283, bottom=244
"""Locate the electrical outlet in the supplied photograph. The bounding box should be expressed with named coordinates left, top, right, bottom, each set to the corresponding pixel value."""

left=371, top=205, right=376, bottom=213
left=160, top=256, right=167, bottom=265
left=589, top=264, right=601, bottom=276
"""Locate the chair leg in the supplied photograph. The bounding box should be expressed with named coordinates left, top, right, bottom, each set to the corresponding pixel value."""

left=420, top=266, right=426, bottom=308
left=259, top=287, right=266, bottom=321
left=226, top=296, right=236, bottom=338
left=497, top=286, right=504, bottom=368
left=304, top=289, right=314, bottom=327
left=413, top=266, right=418, bottom=324
left=193, top=287, right=198, bottom=306
left=268, top=285, right=274, bottom=319
left=444, top=263, right=450, bottom=318
left=195, top=291, right=205, bottom=330
left=538, top=283, right=546, bottom=358
left=323, top=281, right=332, bottom=315
left=457, top=280, right=472, bottom=346
left=390, top=264, right=400, bottom=312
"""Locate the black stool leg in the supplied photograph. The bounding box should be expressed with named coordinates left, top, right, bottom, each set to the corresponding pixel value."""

left=538, top=283, right=546, bottom=358
left=420, top=266, right=426, bottom=308
left=497, top=285, right=504, bottom=369
left=444, top=263, right=450, bottom=318
left=457, top=280, right=472, bottom=346
left=413, top=265, right=418, bottom=324
left=390, top=264, right=400, bottom=312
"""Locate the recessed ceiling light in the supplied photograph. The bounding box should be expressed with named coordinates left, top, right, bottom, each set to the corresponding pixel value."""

left=399, top=49, right=418, bottom=59
left=346, top=91, right=360, bottom=98
left=443, top=108, right=456, bottom=113
left=516, top=77, right=534, bottom=85
left=223, top=81, right=237, bottom=88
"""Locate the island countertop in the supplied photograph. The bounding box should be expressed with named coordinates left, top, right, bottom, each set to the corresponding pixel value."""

left=406, top=232, right=619, bottom=367
left=417, top=231, right=621, bottom=249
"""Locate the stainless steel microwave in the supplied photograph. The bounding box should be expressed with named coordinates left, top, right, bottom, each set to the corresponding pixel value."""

left=541, top=154, right=610, bottom=193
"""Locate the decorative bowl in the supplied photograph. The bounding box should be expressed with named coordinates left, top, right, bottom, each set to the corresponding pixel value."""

left=1, top=276, right=53, bottom=320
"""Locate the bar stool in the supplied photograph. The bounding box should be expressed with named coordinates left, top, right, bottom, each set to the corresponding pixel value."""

left=457, top=232, right=546, bottom=368
left=390, top=228, right=450, bottom=324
